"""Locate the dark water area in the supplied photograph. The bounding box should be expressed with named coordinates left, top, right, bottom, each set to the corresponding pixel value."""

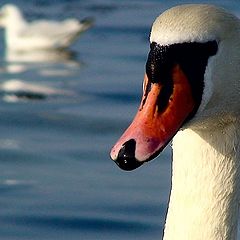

left=0, top=0, right=238, bottom=239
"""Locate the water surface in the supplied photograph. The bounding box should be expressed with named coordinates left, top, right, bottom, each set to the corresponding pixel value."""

left=0, top=0, right=239, bottom=239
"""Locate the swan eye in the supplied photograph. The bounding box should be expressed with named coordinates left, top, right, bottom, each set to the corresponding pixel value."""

left=144, top=41, right=218, bottom=113
left=146, top=41, right=218, bottom=84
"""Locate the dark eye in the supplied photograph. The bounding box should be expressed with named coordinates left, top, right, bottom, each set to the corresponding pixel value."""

left=174, top=41, right=218, bottom=108
left=146, top=44, right=173, bottom=84
left=144, top=41, right=218, bottom=114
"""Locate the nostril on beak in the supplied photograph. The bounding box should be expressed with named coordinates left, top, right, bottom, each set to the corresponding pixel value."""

left=115, top=139, right=143, bottom=171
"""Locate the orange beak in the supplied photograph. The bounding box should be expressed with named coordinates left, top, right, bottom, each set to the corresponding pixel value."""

left=110, top=64, right=195, bottom=170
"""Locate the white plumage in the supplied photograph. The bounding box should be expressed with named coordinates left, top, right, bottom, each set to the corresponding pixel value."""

left=151, top=5, right=240, bottom=240
left=0, top=4, right=94, bottom=51
left=110, top=4, right=240, bottom=240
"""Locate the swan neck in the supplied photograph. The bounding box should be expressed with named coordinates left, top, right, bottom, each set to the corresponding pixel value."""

left=163, top=123, right=240, bottom=240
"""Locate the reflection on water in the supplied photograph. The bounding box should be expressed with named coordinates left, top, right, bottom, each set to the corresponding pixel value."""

left=6, top=49, right=78, bottom=64
left=0, top=138, right=20, bottom=150
left=0, top=48, right=81, bottom=102
left=0, top=48, right=79, bottom=101
left=2, top=48, right=81, bottom=76
left=0, top=79, right=74, bottom=102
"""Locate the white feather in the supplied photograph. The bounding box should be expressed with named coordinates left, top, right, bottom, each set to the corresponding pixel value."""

left=150, top=4, right=240, bottom=240
left=0, top=4, right=94, bottom=51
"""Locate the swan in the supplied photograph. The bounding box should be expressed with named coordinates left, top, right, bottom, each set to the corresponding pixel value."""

left=110, top=4, right=240, bottom=240
left=0, top=4, right=94, bottom=51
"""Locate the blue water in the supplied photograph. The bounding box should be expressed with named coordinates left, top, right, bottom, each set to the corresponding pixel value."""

left=0, top=0, right=239, bottom=239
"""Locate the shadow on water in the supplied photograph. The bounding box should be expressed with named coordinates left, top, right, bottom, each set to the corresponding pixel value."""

left=3, top=215, right=158, bottom=233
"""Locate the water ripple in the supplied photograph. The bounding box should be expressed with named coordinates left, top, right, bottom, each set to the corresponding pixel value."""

left=4, top=215, right=157, bottom=233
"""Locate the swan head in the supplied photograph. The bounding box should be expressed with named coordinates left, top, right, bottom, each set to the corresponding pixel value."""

left=110, top=4, right=240, bottom=171
left=0, top=4, right=23, bottom=27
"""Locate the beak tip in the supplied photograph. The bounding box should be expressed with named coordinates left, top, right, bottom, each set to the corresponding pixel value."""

left=110, top=148, right=117, bottom=161
left=110, top=139, right=144, bottom=171
left=114, top=156, right=144, bottom=171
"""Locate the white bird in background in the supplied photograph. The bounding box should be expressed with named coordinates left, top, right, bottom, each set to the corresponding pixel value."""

left=110, top=4, right=240, bottom=240
left=0, top=4, right=94, bottom=51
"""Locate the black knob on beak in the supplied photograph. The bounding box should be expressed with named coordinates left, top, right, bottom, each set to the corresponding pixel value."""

left=115, top=139, right=143, bottom=171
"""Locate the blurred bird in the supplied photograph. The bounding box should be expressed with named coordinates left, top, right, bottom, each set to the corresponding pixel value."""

left=0, top=4, right=94, bottom=51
